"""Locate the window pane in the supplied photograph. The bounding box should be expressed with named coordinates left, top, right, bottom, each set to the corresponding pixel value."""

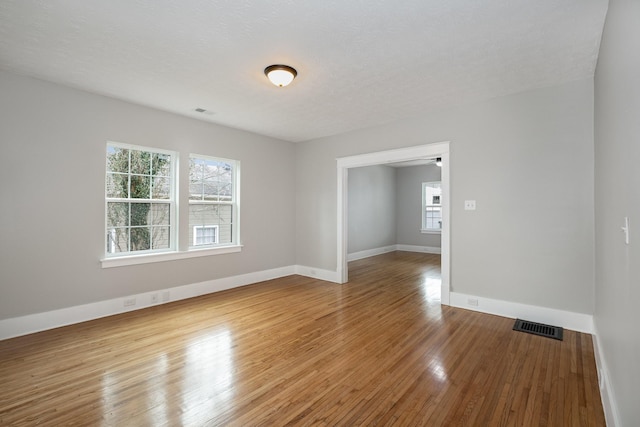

left=151, top=203, right=170, bottom=226
left=106, top=147, right=129, bottom=173
left=130, top=150, right=151, bottom=175
left=152, top=153, right=171, bottom=176
left=152, top=176, right=170, bottom=199
left=218, top=223, right=232, bottom=244
left=152, top=226, right=170, bottom=250
left=131, top=203, right=151, bottom=226
left=107, top=202, right=129, bottom=227
left=107, top=228, right=129, bottom=253
left=189, top=180, right=203, bottom=201
left=106, top=173, right=129, bottom=198
left=130, top=227, right=151, bottom=251
left=130, top=175, right=151, bottom=199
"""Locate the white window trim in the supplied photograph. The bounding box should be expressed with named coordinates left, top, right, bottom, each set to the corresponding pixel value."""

left=105, top=141, right=178, bottom=258
left=101, top=245, right=243, bottom=268
left=422, top=181, right=442, bottom=233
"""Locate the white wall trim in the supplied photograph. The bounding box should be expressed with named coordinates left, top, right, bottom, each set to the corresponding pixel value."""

left=0, top=265, right=295, bottom=341
left=450, top=292, right=594, bottom=333
left=347, top=245, right=397, bottom=262
left=336, top=142, right=450, bottom=306
left=294, top=265, right=340, bottom=283
left=592, top=324, right=621, bottom=427
left=395, top=244, right=442, bottom=254
left=347, top=245, right=441, bottom=262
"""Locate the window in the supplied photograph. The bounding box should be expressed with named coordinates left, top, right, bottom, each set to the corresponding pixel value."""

left=189, top=155, right=239, bottom=248
left=105, top=143, right=176, bottom=256
left=422, top=181, right=442, bottom=232
left=193, top=225, right=219, bottom=246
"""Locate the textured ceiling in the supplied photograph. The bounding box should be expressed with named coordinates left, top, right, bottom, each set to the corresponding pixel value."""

left=0, top=0, right=608, bottom=143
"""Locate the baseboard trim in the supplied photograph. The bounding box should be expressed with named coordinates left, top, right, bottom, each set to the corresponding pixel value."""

left=294, top=265, right=340, bottom=283
left=395, top=244, right=441, bottom=254
left=449, top=292, right=594, bottom=333
left=347, top=244, right=441, bottom=262
left=347, top=245, right=397, bottom=262
left=0, top=265, right=296, bottom=341
left=592, top=324, right=621, bottom=427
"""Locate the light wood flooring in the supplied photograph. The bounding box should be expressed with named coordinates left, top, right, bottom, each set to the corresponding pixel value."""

left=0, top=252, right=605, bottom=426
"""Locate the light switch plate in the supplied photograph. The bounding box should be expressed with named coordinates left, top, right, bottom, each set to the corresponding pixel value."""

left=464, top=200, right=476, bottom=210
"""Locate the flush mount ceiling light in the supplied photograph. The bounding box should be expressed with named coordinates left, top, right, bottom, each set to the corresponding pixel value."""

left=264, top=64, right=297, bottom=87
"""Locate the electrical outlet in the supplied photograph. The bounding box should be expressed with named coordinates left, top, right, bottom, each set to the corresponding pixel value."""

left=123, top=298, right=136, bottom=307
left=468, top=298, right=479, bottom=307
left=162, top=291, right=170, bottom=302
left=464, top=200, right=476, bottom=210
left=151, top=293, right=159, bottom=304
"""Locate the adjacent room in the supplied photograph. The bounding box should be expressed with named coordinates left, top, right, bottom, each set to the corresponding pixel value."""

left=1, top=0, right=638, bottom=425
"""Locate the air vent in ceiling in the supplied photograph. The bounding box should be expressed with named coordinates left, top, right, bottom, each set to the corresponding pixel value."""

left=513, top=319, right=563, bottom=340
left=194, top=108, right=214, bottom=115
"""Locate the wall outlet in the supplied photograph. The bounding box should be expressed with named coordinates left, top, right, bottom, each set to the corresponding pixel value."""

left=468, top=298, right=479, bottom=306
left=123, top=298, right=136, bottom=307
left=464, top=200, right=476, bottom=210
left=151, top=293, right=159, bottom=304
left=162, top=291, right=170, bottom=302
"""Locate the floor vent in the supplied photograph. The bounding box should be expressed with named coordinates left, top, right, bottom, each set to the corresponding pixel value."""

left=513, top=319, right=563, bottom=341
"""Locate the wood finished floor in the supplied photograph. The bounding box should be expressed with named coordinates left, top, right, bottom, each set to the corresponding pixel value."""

left=0, top=252, right=605, bottom=426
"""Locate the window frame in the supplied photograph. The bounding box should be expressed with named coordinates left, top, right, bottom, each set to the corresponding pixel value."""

left=421, top=181, right=442, bottom=234
left=188, top=154, right=240, bottom=250
left=104, top=141, right=178, bottom=258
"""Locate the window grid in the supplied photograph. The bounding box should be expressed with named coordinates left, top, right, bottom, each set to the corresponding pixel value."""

left=189, top=154, right=238, bottom=248
left=105, top=143, right=175, bottom=256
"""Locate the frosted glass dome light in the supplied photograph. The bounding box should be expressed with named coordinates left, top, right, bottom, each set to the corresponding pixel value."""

left=264, top=65, right=297, bottom=87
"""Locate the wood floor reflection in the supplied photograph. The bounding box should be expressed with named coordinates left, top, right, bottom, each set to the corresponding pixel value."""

left=0, top=252, right=605, bottom=426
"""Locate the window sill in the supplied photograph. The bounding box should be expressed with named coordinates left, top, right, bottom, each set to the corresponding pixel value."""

left=420, top=229, right=442, bottom=235
left=101, top=245, right=243, bottom=268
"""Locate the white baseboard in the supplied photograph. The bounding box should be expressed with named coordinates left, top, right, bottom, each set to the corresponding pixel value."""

left=592, top=324, right=621, bottom=427
left=294, top=265, right=340, bottom=283
left=449, top=292, right=594, bottom=333
left=395, top=244, right=441, bottom=254
left=347, top=244, right=441, bottom=262
left=347, top=245, right=397, bottom=262
left=0, top=265, right=296, bottom=341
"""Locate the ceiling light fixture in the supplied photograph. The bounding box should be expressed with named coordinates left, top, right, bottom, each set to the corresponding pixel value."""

left=436, top=157, right=442, bottom=167
left=264, top=64, right=297, bottom=87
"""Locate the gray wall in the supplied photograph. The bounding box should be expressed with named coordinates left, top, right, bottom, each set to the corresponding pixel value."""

left=296, top=78, right=595, bottom=314
left=347, top=165, right=397, bottom=254
left=396, top=164, right=442, bottom=248
left=0, top=70, right=296, bottom=319
left=594, top=0, right=640, bottom=424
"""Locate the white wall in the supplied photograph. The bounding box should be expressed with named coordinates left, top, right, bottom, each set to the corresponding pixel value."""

left=0, top=71, right=296, bottom=320
left=347, top=165, right=397, bottom=254
left=396, top=164, right=442, bottom=248
left=296, top=78, right=595, bottom=314
left=594, top=0, right=640, bottom=424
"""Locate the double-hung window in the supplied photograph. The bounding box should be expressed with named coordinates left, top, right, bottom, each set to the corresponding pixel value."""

left=422, top=181, right=442, bottom=233
left=189, top=155, right=239, bottom=248
left=105, top=143, right=176, bottom=256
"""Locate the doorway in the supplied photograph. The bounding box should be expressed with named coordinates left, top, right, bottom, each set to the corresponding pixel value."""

left=336, top=142, right=450, bottom=305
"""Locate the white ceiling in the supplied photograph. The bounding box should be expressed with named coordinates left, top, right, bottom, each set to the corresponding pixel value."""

left=0, top=0, right=608, bottom=143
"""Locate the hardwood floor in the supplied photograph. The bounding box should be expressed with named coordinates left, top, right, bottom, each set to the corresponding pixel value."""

left=0, top=252, right=605, bottom=426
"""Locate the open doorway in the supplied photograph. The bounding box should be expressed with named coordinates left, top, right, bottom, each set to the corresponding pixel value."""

left=336, top=142, right=450, bottom=305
